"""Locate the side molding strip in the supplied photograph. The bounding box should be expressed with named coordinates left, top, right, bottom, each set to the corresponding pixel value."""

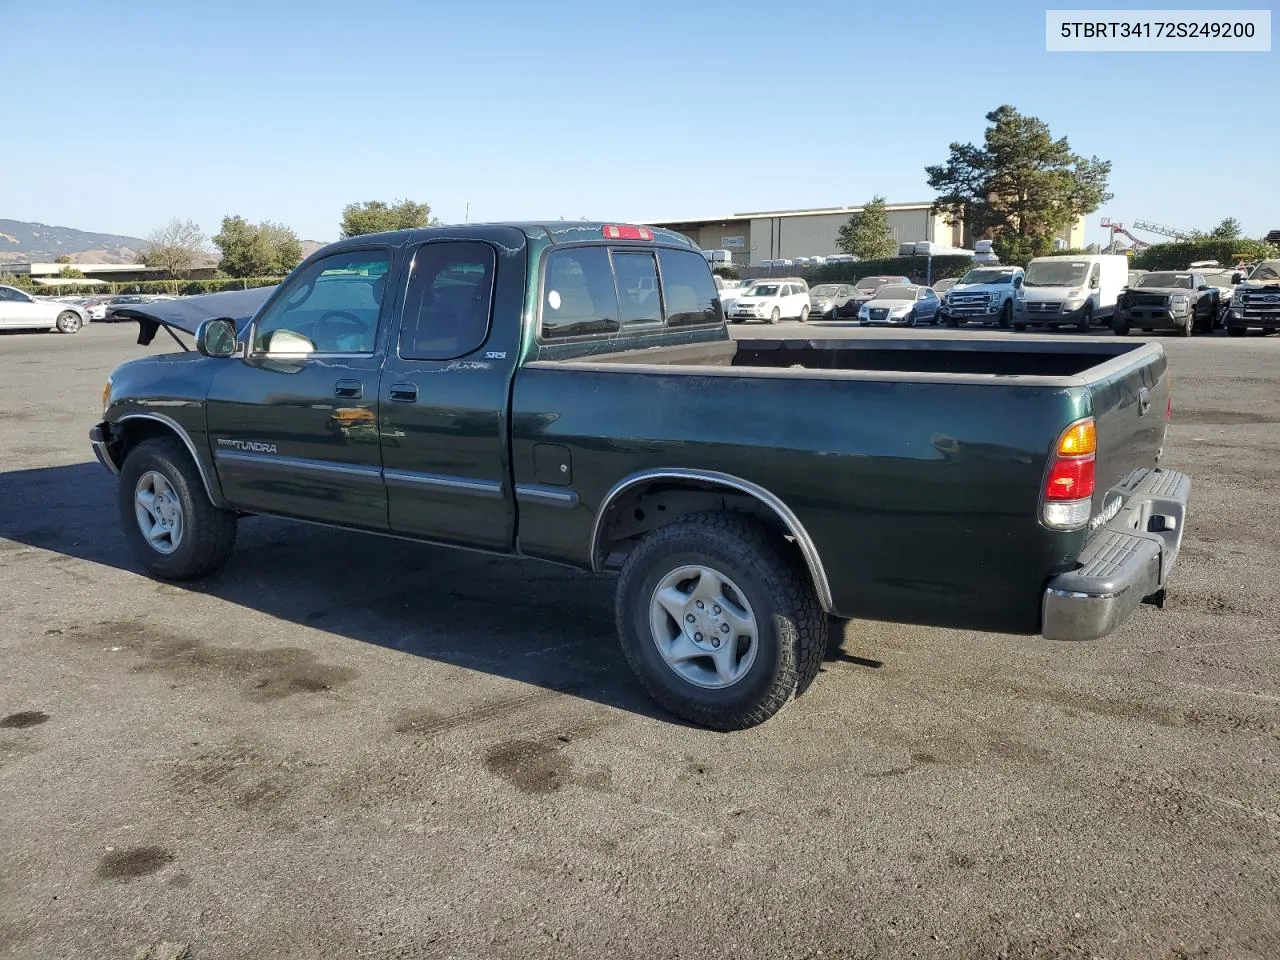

left=515, top=484, right=579, bottom=508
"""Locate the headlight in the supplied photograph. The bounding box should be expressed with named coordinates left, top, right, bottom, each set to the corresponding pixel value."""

left=858, top=306, right=870, bottom=317
left=889, top=305, right=909, bottom=315
left=1170, top=295, right=1189, bottom=309
left=1063, top=298, right=1086, bottom=311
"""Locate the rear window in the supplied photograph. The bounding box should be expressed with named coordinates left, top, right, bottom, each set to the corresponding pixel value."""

left=612, top=251, right=661, bottom=325
left=542, top=247, right=621, bottom=339
left=658, top=247, right=721, bottom=328
left=540, top=244, right=722, bottom=339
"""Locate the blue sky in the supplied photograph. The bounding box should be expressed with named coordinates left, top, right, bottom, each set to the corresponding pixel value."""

left=2, top=0, right=1276, bottom=246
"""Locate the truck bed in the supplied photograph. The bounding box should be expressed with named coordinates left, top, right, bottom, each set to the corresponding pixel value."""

left=545, top=336, right=1151, bottom=382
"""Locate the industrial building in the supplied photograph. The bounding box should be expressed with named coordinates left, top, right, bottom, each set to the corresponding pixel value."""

left=648, top=201, right=1087, bottom=267
left=0, top=262, right=218, bottom=285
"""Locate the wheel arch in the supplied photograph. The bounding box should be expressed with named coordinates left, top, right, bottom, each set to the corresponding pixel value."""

left=590, top=468, right=834, bottom=612
left=112, top=413, right=224, bottom=507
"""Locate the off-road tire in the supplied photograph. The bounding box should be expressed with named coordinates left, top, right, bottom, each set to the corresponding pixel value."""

left=615, top=512, right=827, bottom=731
left=118, top=437, right=237, bottom=580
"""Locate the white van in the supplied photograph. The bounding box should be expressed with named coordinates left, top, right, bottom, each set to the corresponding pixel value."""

left=1015, top=254, right=1128, bottom=331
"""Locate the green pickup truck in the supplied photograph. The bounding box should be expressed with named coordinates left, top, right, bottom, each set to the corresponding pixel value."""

left=92, top=222, right=1191, bottom=729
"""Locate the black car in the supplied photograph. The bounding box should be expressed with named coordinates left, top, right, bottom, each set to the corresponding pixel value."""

left=1114, top=271, right=1219, bottom=336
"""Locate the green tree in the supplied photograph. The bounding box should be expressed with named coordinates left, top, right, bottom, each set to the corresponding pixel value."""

left=213, top=216, right=304, bottom=277
left=1203, top=217, right=1242, bottom=241
left=54, top=255, right=72, bottom=264
left=340, top=199, right=436, bottom=238
left=142, top=217, right=208, bottom=278
left=836, top=195, right=898, bottom=260
left=58, top=265, right=85, bottom=278
left=926, top=105, right=1112, bottom=256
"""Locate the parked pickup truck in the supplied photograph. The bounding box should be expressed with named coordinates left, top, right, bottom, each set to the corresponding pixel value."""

left=92, top=222, right=1192, bottom=730
left=1225, top=259, right=1280, bottom=336
left=941, top=266, right=1025, bottom=328
left=1113, top=271, right=1220, bottom=336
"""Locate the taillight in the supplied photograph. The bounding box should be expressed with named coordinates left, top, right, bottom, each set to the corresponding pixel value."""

left=1043, top=417, right=1096, bottom=530
left=602, top=224, right=654, bottom=241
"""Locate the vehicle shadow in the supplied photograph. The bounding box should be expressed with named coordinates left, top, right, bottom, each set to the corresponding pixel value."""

left=1, top=462, right=861, bottom=726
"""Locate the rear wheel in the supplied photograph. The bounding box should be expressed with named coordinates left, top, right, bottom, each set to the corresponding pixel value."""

left=55, top=311, right=82, bottom=334
left=118, top=437, right=238, bottom=580
left=615, top=512, right=827, bottom=731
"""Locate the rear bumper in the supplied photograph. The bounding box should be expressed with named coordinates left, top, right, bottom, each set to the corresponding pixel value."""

left=1042, top=467, right=1191, bottom=641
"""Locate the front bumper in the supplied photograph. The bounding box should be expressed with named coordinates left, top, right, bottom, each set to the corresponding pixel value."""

left=1118, top=307, right=1189, bottom=329
left=90, top=423, right=120, bottom=475
left=1042, top=467, right=1191, bottom=641
left=1019, top=304, right=1088, bottom=325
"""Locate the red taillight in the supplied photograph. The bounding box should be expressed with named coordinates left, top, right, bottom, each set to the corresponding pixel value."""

left=602, top=224, right=653, bottom=241
left=1042, top=417, right=1098, bottom=530
left=1045, top=456, right=1096, bottom=501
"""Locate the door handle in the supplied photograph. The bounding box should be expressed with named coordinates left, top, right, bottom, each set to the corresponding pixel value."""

left=335, top=379, right=363, bottom=399
left=1138, top=386, right=1151, bottom=416
left=389, top=383, right=418, bottom=402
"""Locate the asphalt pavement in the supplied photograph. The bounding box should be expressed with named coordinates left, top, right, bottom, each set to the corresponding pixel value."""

left=1, top=321, right=1277, bottom=960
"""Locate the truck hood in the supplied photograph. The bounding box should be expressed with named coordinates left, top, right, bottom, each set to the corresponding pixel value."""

left=1237, top=279, right=1280, bottom=291
left=949, top=283, right=1009, bottom=295
left=1021, top=285, right=1082, bottom=300
left=1122, top=287, right=1184, bottom=298
left=115, top=286, right=278, bottom=346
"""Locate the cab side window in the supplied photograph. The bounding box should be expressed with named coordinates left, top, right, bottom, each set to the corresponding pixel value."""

left=399, top=242, right=496, bottom=360
left=657, top=247, right=721, bottom=327
left=541, top=247, right=620, bottom=339
left=252, top=249, right=390, bottom=355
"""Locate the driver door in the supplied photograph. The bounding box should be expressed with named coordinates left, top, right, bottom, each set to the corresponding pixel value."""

left=204, top=245, right=396, bottom=530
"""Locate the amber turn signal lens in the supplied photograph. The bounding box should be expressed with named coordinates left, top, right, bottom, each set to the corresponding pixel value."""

left=1057, top=419, right=1097, bottom=457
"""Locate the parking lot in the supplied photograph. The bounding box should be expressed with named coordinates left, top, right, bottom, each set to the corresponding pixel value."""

left=2, top=321, right=1278, bottom=960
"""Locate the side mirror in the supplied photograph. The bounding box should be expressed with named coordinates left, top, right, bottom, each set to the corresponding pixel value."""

left=1232, top=273, right=1244, bottom=284
left=1197, top=285, right=1212, bottom=292
left=195, top=318, right=238, bottom=358
left=1013, top=275, right=1023, bottom=288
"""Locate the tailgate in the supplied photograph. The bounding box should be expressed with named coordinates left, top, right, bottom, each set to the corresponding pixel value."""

left=1084, top=344, right=1170, bottom=524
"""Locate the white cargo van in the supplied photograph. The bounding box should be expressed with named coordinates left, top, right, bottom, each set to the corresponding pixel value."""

left=1015, top=254, right=1128, bottom=331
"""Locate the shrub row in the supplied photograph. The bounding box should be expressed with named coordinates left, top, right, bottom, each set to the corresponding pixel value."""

left=0, top=275, right=283, bottom=298
left=804, top=255, right=976, bottom=285
left=1131, top=239, right=1277, bottom=272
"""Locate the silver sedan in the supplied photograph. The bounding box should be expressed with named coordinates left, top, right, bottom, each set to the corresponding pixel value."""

left=0, top=286, right=87, bottom=333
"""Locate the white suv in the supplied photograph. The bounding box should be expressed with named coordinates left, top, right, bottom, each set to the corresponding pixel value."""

left=727, top=280, right=810, bottom=324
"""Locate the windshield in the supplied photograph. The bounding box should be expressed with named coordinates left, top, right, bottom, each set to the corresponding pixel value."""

left=1136, top=273, right=1192, bottom=289
left=875, top=285, right=914, bottom=300
left=1249, top=261, right=1280, bottom=282
left=744, top=284, right=778, bottom=297
left=810, top=285, right=840, bottom=296
left=853, top=276, right=895, bottom=290
left=959, top=269, right=1015, bottom=285
left=1024, top=261, right=1088, bottom=287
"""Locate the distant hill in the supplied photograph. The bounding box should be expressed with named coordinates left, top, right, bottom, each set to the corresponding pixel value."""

left=0, top=219, right=149, bottom=264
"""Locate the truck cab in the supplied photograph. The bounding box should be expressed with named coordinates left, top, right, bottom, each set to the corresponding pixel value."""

left=941, top=265, right=1025, bottom=328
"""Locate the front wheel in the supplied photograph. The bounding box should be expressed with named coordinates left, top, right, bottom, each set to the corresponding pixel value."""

left=768, top=308, right=780, bottom=324
left=799, top=305, right=810, bottom=322
left=55, top=311, right=83, bottom=334
left=1013, top=322, right=1027, bottom=332
left=118, top=437, right=238, bottom=580
left=1076, top=304, right=1093, bottom=332
left=998, top=302, right=1012, bottom=329
left=1178, top=314, right=1193, bottom=337
left=1113, top=317, right=1130, bottom=336
left=1227, top=324, right=1246, bottom=337
left=615, top=513, right=827, bottom=731
left=906, top=310, right=917, bottom=328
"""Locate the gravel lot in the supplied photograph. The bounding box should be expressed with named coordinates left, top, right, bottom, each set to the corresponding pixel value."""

left=1, top=321, right=1277, bottom=960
